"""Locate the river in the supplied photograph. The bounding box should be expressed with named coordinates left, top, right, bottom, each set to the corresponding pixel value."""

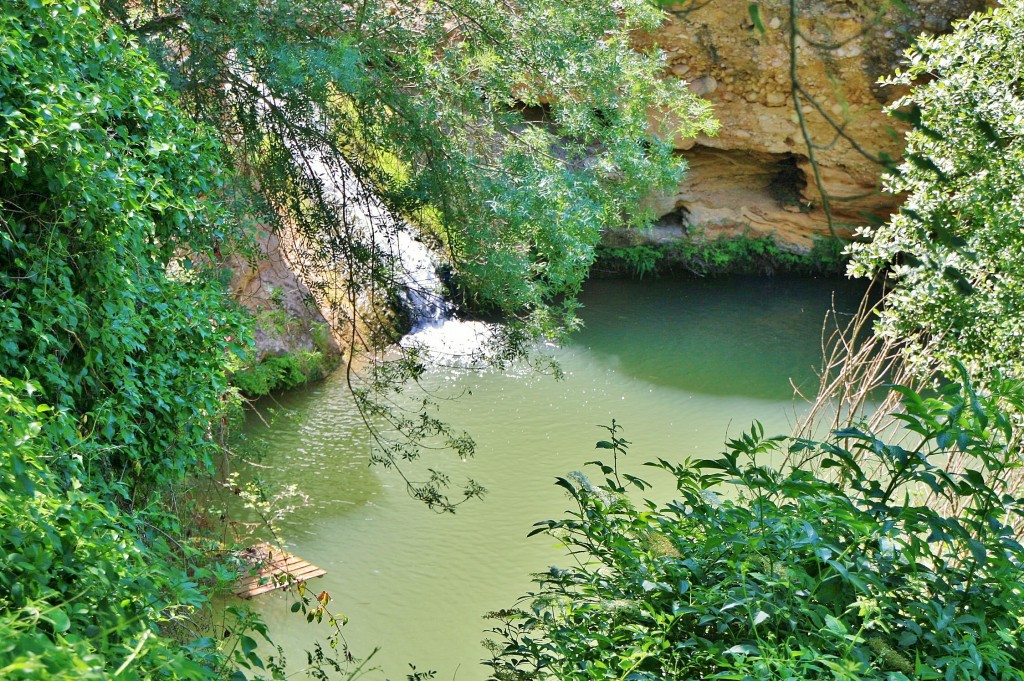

left=242, top=274, right=865, bottom=680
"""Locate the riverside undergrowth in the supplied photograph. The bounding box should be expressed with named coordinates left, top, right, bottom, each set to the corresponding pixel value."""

left=594, top=234, right=848, bottom=279
left=488, top=374, right=1024, bottom=680
left=0, top=2, right=351, bottom=677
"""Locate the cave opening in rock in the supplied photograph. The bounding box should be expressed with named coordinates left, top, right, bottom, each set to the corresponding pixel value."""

left=767, top=154, right=808, bottom=209
left=516, top=103, right=551, bottom=124
left=653, top=205, right=692, bottom=232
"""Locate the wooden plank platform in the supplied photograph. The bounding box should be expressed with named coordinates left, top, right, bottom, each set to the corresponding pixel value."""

left=233, top=543, right=326, bottom=599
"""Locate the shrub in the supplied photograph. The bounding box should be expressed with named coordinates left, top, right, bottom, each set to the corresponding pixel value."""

left=0, top=378, right=214, bottom=679
left=0, top=0, right=248, bottom=488
left=594, top=234, right=848, bottom=278
left=0, top=4, right=262, bottom=677
left=231, top=351, right=333, bottom=398
left=847, top=0, right=1024, bottom=380
left=488, top=375, right=1024, bottom=680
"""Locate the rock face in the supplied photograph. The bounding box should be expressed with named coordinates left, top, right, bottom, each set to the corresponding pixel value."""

left=633, top=0, right=988, bottom=250
left=228, top=227, right=342, bottom=361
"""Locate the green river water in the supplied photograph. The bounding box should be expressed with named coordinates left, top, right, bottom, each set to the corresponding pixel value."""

left=243, top=274, right=866, bottom=680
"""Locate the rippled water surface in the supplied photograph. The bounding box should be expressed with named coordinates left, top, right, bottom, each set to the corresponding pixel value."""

left=243, top=275, right=865, bottom=679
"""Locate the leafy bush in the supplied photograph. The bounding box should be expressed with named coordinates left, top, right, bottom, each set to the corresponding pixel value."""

left=231, top=351, right=333, bottom=398
left=594, top=235, right=848, bottom=278
left=0, top=0, right=247, bottom=488
left=847, top=0, right=1024, bottom=380
left=0, top=378, right=216, bottom=679
left=0, top=3, right=265, bottom=677
left=488, top=376, right=1024, bottom=680
left=594, top=245, right=665, bottom=279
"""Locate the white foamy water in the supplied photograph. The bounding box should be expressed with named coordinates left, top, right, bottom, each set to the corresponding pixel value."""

left=246, top=76, right=494, bottom=361
left=400, top=316, right=496, bottom=362
left=393, top=231, right=497, bottom=362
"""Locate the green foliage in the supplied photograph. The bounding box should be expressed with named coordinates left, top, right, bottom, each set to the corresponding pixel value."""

left=0, top=3, right=292, bottom=678
left=595, top=235, right=848, bottom=278
left=0, top=0, right=248, bottom=487
left=0, top=378, right=333, bottom=679
left=594, top=245, right=666, bottom=279
left=489, top=376, right=1024, bottom=680
left=847, top=0, right=1024, bottom=379
left=0, top=378, right=217, bottom=679
left=231, top=351, right=333, bottom=398
left=118, top=0, right=717, bottom=343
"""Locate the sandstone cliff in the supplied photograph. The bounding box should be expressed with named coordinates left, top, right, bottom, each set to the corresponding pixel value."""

left=229, top=227, right=342, bottom=361
left=632, top=0, right=987, bottom=250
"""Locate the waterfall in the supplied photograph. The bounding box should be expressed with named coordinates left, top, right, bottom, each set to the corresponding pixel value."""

left=393, top=230, right=449, bottom=331
left=304, top=152, right=494, bottom=361
left=249, top=80, right=493, bottom=362
left=237, top=73, right=493, bottom=360
left=396, top=237, right=494, bottom=362
left=303, top=158, right=494, bottom=361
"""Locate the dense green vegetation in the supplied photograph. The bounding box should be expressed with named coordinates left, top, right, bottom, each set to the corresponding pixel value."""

left=231, top=351, right=334, bottom=398
left=848, top=0, right=1024, bottom=380
left=0, top=377, right=213, bottom=679
left=594, top=235, right=848, bottom=279
left=489, top=377, right=1024, bottom=679
left=0, top=0, right=244, bottom=477
left=0, top=1, right=247, bottom=676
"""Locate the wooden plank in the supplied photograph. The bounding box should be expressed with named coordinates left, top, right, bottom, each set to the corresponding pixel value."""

left=232, top=543, right=327, bottom=599
left=235, top=567, right=326, bottom=592
left=242, top=571, right=326, bottom=597
left=238, top=565, right=326, bottom=584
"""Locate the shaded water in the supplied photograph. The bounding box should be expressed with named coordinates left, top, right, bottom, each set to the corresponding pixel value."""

left=243, top=275, right=865, bottom=679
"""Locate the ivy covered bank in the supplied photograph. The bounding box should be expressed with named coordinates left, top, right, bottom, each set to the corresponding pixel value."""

left=0, top=1, right=249, bottom=676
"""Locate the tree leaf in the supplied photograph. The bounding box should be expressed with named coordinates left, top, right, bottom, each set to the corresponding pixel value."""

left=725, top=643, right=760, bottom=655
left=748, top=3, right=766, bottom=33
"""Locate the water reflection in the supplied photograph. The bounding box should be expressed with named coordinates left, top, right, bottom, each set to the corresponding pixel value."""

left=577, top=276, right=865, bottom=399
